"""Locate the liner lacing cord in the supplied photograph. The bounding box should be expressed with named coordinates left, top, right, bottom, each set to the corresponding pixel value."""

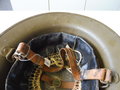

left=28, top=65, right=42, bottom=90
left=46, top=53, right=64, bottom=68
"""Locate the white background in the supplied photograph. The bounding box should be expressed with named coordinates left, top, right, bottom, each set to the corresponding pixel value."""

left=0, top=0, right=120, bottom=10
left=0, top=11, right=120, bottom=37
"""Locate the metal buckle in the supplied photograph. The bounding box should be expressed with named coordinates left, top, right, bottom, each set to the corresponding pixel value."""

left=13, top=45, right=30, bottom=61
left=74, top=50, right=83, bottom=66
left=100, top=71, right=120, bottom=88
left=13, top=51, right=29, bottom=61
left=100, top=80, right=110, bottom=88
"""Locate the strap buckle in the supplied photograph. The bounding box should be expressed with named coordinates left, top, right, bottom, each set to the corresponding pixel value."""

left=13, top=42, right=30, bottom=61
left=100, top=71, right=120, bottom=88
left=13, top=51, right=29, bottom=61
left=100, top=80, right=110, bottom=88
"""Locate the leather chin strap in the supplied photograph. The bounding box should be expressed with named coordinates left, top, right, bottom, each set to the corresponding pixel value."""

left=60, top=48, right=81, bottom=80
left=60, top=48, right=81, bottom=90
left=13, top=42, right=64, bottom=72
left=13, top=42, right=112, bottom=89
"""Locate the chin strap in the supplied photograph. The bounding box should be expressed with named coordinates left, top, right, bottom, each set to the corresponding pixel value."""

left=13, top=42, right=112, bottom=89
left=13, top=42, right=64, bottom=72
left=60, top=48, right=82, bottom=90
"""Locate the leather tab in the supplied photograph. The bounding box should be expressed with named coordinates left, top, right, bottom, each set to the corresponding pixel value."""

left=81, top=69, right=106, bottom=80
left=104, top=69, right=112, bottom=83
left=81, top=68, right=112, bottom=83
left=16, top=42, right=29, bottom=55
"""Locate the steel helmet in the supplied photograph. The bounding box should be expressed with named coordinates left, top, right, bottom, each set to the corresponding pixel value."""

left=0, top=13, right=119, bottom=90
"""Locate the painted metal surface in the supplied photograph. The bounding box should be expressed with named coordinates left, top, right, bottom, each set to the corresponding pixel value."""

left=0, top=12, right=120, bottom=90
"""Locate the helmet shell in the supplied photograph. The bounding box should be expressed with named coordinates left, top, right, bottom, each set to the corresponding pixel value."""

left=0, top=12, right=120, bottom=90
